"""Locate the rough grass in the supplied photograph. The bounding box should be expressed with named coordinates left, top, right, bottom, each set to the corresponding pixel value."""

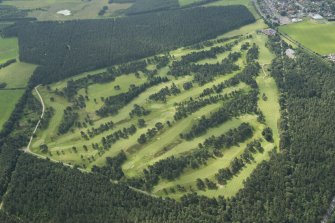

left=179, top=0, right=199, bottom=6
left=0, top=37, right=18, bottom=64
left=0, top=36, right=36, bottom=131
left=279, top=19, right=335, bottom=55
left=0, top=62, right=37, bottom=88
left=1, top=0, right=132, bottom=21
left=0, top=90, right=25, bottom=130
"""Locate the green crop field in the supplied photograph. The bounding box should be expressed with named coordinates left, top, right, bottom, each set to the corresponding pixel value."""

left=0, top=37, right=18, bottom=64
left=279, top=19, right=335, bottom=55
left=0, top=36, right=37, bottom=131
left=0, top=62, right=37, bottom=88
left=0, top=90, right=25, bottom=129
left=29, top=17, right=280, bottom=198
left=0, top=0, right=133, bottom=21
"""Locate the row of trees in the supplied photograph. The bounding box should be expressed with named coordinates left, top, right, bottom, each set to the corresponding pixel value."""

left=181, top=91, right=258, bottom=140
left=101, top=124, right=137, bottom=149
left=0, top=59, right=16, bottom=70
left=174, top=90, right=241, bottom=120
left=148, top=83, right=180, bottom=102
left=58, top=107, right=78, bottom=135
left=173, top=41, right=238, bottom=66
left=61, top=60, right=148, bottom=99
left=96, top=76, right=168, bottom=116
left=215, top=140, right=263, bottom=185
left=169, top=52, right=241, bottom=84
left=133, top=123, right=255, bottom=191
left=137, top=122, right=164, bottom=144
left=203, top=123, right=253, bottom=150
left=81, top=121, right=114, bottom=139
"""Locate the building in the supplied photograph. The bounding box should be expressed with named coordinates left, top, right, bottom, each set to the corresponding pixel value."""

left=285, top=49, right=296, bottom=59
left=311, top=14, right=323, bottom=20
left=261, top=28, right=277, bottom=36
left=328, top=54, right=335, bottom=62
left=292, top=18, right=302, bottom=23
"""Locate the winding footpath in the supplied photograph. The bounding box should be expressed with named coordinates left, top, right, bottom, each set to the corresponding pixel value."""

left=24, top=85, right=45, bottom=153
left=321, top=197, right=335, bottom=223
left=23, top=86, right=75, bottom=169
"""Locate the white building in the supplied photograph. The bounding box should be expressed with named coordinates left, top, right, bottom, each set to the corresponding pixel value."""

left=57, top=10, right=71, bottom=16
left=285, top=49, right=296, bottom=59
left=311, top=14, right=323, bottom=20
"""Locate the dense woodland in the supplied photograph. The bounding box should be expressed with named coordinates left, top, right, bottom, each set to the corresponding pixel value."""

left=126, top=0, right=179, bottom=15
left=4, top=6, right=255, bottom=84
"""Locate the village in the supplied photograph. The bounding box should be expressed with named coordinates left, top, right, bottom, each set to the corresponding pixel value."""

left=256, top=0, right=335, bottom=63
left=256, top=0, right=335, bottom=25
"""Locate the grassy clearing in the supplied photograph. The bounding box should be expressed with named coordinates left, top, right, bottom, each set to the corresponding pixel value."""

left=0, top=37, right=18, bottom=64
left=279, top=19, right=335, bottom=55
left=1, top=0, right=132, bottom=21
left=0, top=62, right=37, bottom=88
left=0, top=90, right=25, bottom=129
left=0, top=35, right=36, bottom=131
left=179, top=0, right=201, bottom=6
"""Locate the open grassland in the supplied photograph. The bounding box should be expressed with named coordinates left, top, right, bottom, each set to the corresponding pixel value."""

left=0, top=62, right=37, bottom=88
left=179, top=0, right=200, bottom=6
left=0, top=0, right=132, bottom=21
left=0, top=90, right=25, bottom=129
left=279, top=19, right=335, bottom=55
left=0, top=37, right=18, bottom=64
left=0, top=36, right=36, bottom=131
left=30, top=18, right=280, bottom=198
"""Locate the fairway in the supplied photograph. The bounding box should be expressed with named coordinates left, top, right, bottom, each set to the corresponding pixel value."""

left=28, top=24, right=280, bottom=198
left=279, top=19, right=335, bottom=55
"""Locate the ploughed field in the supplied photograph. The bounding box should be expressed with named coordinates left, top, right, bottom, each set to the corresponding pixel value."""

left=30, top=30, right=280, bottom=199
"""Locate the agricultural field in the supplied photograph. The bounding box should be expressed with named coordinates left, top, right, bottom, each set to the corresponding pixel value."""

left=0, top=0, right=133, bottom=20
left=279, top=19, right=335, bottom=55
left=0, top=36, right=37, bottom=130
left=0, top=37, right=18, bottom=64
left=0, top=90, right=25, bottom=130
left=30, top=20, right=280, bottom=198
